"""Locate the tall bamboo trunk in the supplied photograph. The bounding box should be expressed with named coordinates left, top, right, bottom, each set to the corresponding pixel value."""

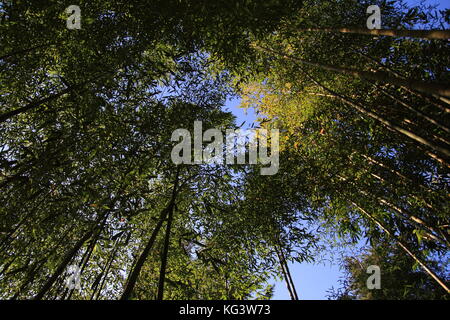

left=33, top=228, right=94, bottom=300
left=0, top=43, right=54, bottom=61
left=302, top=28, right=450, bottom=40
left=295, top=65, right=450, bottom=162
left=0, top=75, right=103, bottom=123
left=352, top=201, right=450, bottom=293
left=65, top=223, right=104, bottom=300
left=275, top=242, right=298, bottom=300
left=120, top=168, right=180, bottom=300
left=156, top=202, right=176, bottom=300
left=255, top=45, right=450, bottom=97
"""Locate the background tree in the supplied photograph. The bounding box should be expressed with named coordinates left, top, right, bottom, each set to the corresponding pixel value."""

left=328, top=237, right=449, bottom=300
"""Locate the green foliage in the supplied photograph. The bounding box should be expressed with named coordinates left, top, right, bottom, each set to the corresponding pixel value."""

left=0, top=0, right=448, bottom=300
left=328, top=239, right=449, bottom=300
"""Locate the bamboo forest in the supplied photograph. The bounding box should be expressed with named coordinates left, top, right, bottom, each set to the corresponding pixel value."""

left=0, top=0, right=449, bottom=302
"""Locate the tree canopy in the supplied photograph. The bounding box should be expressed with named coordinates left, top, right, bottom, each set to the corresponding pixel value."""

left=0, top=0, right=448, bottom=300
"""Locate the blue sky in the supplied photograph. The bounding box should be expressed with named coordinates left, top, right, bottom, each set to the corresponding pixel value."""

left=224, top=0, right=448, bottom=299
